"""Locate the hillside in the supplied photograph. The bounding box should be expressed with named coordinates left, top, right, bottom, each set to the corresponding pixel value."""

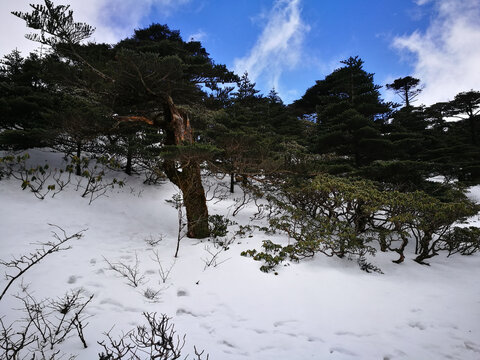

left=1, top=149, right=480, bottom=360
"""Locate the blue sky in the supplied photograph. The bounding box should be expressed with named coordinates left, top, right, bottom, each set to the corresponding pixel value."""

left=130, top=0, right=436, bottom=103
left=2, top=0, right=480, bottom=105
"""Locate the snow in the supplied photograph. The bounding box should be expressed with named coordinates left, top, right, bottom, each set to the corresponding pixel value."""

left=1, top=149, right=480, bottom=360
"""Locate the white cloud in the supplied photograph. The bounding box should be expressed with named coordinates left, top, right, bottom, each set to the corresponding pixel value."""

left=393, top=0, right=480, bottom=105
left=187, top=30, right=207, bottom=42
left=415, top=0, right=432, bottom=5
left=0, top=1, right=39, bottom=57
left=0, top=0, right=190, bottom=58
left=233, top=0, right=309, bottom=100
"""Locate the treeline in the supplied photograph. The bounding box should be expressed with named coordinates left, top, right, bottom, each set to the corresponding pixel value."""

left=2, top=30, right=479, bottom=192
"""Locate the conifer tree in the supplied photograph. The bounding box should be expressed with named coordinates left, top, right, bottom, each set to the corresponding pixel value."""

left=386, top=76, right=422, bottom=108
left=295, top=56, right=391, bottom=167
left=13, top=0, right=236, bottom=238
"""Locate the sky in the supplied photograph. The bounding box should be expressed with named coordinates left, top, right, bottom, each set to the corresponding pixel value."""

left=1, top=0, right=480, bottom=105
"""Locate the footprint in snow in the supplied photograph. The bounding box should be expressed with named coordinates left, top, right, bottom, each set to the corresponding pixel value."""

left=85, top=281, right=103, bottom=288
left=329, top=347, right=357, bottom=356
left=307, top=336, right=324, bottom=343
left=219, top=340, right=236, bottom=349
left=335, top=331, right=373, bottom=338
left=465, top=341, right=480, bottom=353
left=408, top=321, right=427, bottom=330
left=176, top=308, right=198, bottom=317
left=177, top=289, right=188, bottom=297
left=67, top=275, right=79, bottom=284
left=90, top=258, right=97, bottom=265
left=200, top=323, right=215, bottom=334
left=100, top=298, right=125, bottom=308
left=273, top=320, right=297, bottom=328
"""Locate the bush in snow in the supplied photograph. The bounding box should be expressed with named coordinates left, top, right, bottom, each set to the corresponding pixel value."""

left=208, top=214, right=234, bottom=239
left=0, top=153, right=125, bottom=204
left=0, top=153, right=73, bottom=199
left=438, top=226, right=480, bottom=257
left=98, top=312, right=209, bottom=360
left=242, top=174, right=479, bottom=272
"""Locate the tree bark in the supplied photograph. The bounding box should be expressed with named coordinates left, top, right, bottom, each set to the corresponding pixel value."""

left=76, top=141, right=82, bottom=176
left=125, top=136, right=133, bottom=176
left=414, top=232, right=433, bottom=264
left=230, top=172, right=235, bottom=193
left=162, top=96, right=210, bottom=238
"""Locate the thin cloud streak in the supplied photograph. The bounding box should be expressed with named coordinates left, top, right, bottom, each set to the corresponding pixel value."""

left=393, top=0, right=480, bottom=105
left=233, top=0, right=309, bottom=102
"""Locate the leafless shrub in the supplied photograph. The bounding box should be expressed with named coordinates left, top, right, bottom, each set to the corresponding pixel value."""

left=166, top=194, right=187, bottom=258
left=98, top=312, right=209, bottom=360
left=202, top=245, right=230, bottom=270
left=128, top=186, right=144, bottom=198
left=230, top=182, right=264, bottom=217
left=0, top=224, right=86, bottom=301
left=0, top=289, right=93, bottom=360
left=103, top=253, right=145, bottom=287
left=0, top=315, right=37, bottom=360
left=212, top=235, right=236, bottom=252
left=20, top=290, right=93, bottom=350
left=203, top=175, right=230, bottom=203
left=139, top=161, right=167, bottom=185
left=150, top=250, right=175, bottom=284
left=144, top=234, right=165, bottom=247
left=142, top=288, right=162, bottom=302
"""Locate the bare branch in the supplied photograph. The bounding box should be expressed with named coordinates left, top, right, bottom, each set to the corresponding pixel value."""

left=0, top=225, right=86, bottom=301
left=98, top=313, right=209, bottom=360
left=202, top=245, right=230, bottom=270
left=150, top=250, right=175, bottom=284
left=103, top=253, right=145, bottom=287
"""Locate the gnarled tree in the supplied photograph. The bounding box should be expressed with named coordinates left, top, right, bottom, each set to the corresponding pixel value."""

left=14, top=1, right=236, bottom=238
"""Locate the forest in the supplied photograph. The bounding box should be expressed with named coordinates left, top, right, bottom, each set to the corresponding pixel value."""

left=1, top=1, right=480, bottom=359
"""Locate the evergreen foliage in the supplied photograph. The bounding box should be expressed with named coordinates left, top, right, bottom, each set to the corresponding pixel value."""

left=293, top=56, right=391, bottom=167
left=243, top=174, right=478, bottom=272
left=386, top=76, right=422, bottom=108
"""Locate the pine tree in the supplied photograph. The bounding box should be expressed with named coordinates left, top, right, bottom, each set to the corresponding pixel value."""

left=295, top=56, right=392, bottom=167
left=386, top=76, right=422, bottom=108
left=13, top=1, right=236, bottom=238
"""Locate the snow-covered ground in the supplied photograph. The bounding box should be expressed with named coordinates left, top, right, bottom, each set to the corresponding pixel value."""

left=1, top=149, right=480, bottom=360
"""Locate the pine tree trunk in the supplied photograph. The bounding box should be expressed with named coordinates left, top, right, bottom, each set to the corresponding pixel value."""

left=183, top=162, right=209, bottom=238
left=125, top=137, right=133, bottom=176
left=230, top=172, right=235, bottom=193
left=414, top=232, right=433, bottom=264
left=76, top=141, right=82, bottom=176
left=162, top=96, right=210, bottom=238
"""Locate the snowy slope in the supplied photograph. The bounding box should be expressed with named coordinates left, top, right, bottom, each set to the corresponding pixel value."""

left=1, top=149, right=480, bottom=360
